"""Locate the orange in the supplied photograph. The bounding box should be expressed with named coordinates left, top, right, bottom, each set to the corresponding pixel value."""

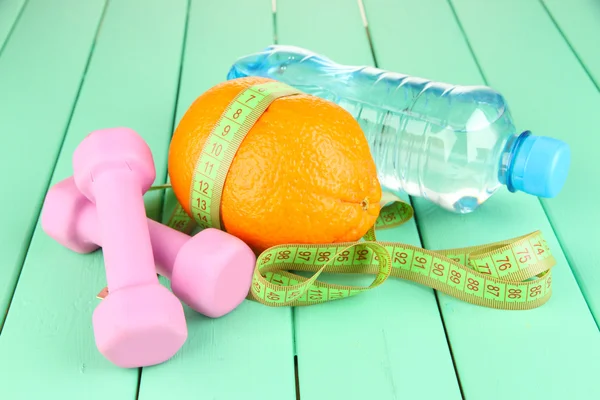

left=168, top=77, right=381, bottom=253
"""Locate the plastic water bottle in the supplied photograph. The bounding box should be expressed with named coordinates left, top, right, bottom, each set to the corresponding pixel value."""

left=227, top=45, right=571, bottom=213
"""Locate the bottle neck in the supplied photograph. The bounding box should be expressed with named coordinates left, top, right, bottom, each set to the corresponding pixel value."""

left=499, top=130, right=531, bottom=192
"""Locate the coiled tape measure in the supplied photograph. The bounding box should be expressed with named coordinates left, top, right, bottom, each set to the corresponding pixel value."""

left=158, top=81, right=555, bottom=310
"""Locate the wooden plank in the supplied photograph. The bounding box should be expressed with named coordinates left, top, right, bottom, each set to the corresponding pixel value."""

left=0, top=0, right=106, bottom=327
left=278, top=0, right=372, bottom=65
left=542, top=0, right=600, bottom=88
left=276, top=1, right=462, bottom=399
left=363, top=0, right=600, bottom=399
left=137, top=1, right=296, bottom=399
left=452, top=0, right=600, bottom=323
left=364, top=0, right=480, bottom=84
left=0, top=0, right=25, bottom=52
left=0, top=1, right=188, bottom=399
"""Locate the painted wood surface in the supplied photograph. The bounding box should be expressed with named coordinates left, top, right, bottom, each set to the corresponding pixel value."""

left=138, top=1, right=296, bottom=398
left=0, top=0, right=598, bottom=399
left=0, top=0, right=186, bottom=398
left=0, top=0, right=26, bottom=53
left=542, top=0, right=600, bottom=88
left=365, top=0, right=600, bottom=399
left=424, top=0, right=600, bottom=398
left=0, top=0, right=107, bottom=328
left=277, top=1, right=461, bottom=399
left=537, top=0, right=600, bottom=323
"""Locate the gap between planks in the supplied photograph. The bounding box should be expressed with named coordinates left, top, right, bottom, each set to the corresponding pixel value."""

left=0, top=0, right=28, bottom=59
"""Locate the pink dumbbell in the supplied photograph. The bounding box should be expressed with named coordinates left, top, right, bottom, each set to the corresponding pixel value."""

left=42, top=176, right=256, bottom=318
left=68, top=127, right=188, bottom=368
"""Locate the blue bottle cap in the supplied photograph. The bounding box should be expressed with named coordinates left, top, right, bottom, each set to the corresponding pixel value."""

left=509, top=132, right=571, bottom=198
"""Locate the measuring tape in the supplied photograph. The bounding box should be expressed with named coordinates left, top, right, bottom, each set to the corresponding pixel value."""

left=161, top=81, right=556, bottom=310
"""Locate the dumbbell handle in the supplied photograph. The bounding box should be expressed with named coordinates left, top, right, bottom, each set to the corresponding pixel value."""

left=147, top=219, right=187, bottom=278
left=75, top=184, right=186, bottom=279
left=93, top=169, right=162, bottom=291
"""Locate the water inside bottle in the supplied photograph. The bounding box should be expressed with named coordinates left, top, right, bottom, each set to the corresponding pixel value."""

left=334, top=94, right=517, bottom=213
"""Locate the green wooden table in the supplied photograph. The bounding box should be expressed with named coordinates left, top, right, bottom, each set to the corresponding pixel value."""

left=1, top=0, right=599, bottom=399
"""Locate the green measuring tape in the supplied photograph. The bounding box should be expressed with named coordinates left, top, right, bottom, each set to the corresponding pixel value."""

left=163, top=81, right=556, bottom=310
